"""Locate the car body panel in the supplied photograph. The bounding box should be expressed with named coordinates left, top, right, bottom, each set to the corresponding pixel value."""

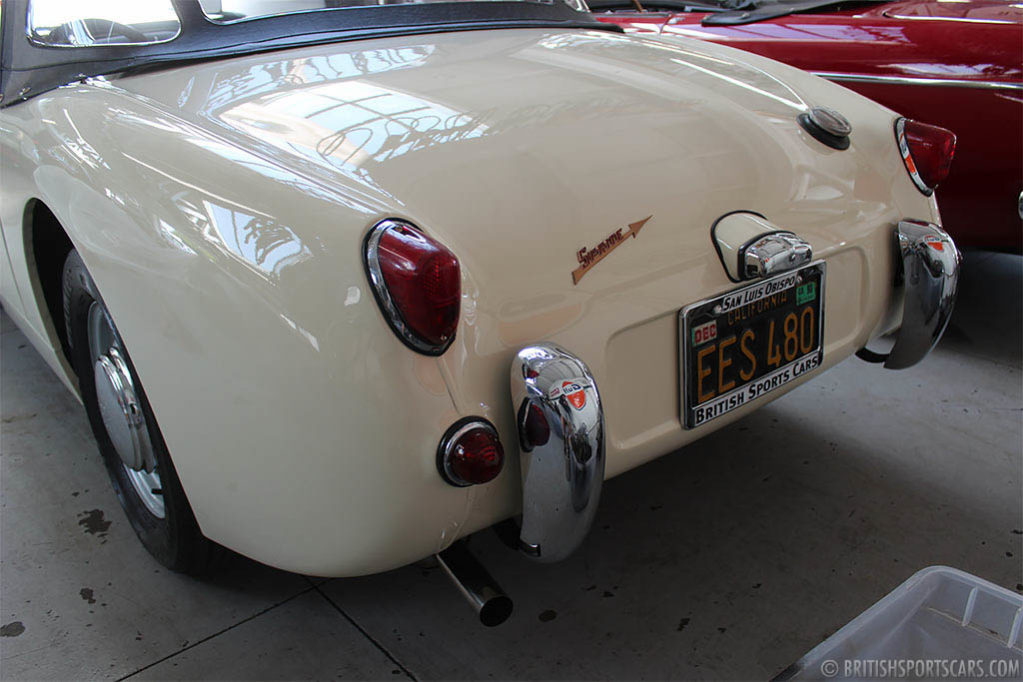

left=596, top=0, right=1023, bottom=249
left=0, top=27, right=936, bottom=575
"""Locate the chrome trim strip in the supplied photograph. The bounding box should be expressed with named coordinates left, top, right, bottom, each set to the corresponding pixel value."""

left=813, top=72, right=1023, bottom=92
left=510, top=344, right=604, bottom=563
left=884, top=220, right=961, bottom=370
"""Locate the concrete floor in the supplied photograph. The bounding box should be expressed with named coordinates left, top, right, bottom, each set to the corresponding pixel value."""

left=1, top=252, right=1020, bottom=681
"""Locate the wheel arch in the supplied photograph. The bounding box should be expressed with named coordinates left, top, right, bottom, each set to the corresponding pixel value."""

left=21, top=197, right=79, bottom=386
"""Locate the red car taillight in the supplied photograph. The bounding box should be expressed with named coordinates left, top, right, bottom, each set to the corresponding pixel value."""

left=438, top=419, right=504, bottom=487
left=895, top=118, right=956, bottom=196
left=364, top=219, right=460, bottom=355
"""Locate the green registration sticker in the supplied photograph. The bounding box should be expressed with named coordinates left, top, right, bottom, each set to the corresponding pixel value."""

left=796, top=281, right=816, bottom=305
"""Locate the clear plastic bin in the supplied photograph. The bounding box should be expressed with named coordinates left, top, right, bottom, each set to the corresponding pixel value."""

left=776, top=566, right=1023, bottom=680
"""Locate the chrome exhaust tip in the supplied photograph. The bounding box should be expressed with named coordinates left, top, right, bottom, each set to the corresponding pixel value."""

left=436, top=541, right=513, bottom=627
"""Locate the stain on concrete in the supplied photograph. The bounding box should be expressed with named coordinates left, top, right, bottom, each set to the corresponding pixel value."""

left=1, top=621, right=25, bottom=637
left=539, top=610, right=557, bottom=622
left=77, top=509, right=110, bottom=538
left=602, top=591, right=614, bottom=598
left=1, top=413, right=36, bottom=424
left=718, top=627, right=727, bottom=634
left=79, top=588, right=96, bottom=605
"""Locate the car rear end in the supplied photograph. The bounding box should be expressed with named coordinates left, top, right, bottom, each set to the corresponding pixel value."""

left=320, top=33, right=959, bottom=555
left=102, top=28, right=958, bottom=577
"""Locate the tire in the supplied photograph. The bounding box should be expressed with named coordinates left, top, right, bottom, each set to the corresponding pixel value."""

left=63, top=250, right=213, bottom=574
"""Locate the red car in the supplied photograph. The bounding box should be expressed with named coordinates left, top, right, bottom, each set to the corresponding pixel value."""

left=594, top=0, right=1022, bottom=250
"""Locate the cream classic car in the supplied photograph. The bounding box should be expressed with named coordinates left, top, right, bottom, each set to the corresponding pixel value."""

left=0, top=0, right=959, bottom=625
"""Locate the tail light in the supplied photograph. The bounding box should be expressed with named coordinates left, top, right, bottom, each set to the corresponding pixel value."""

left=895, top=118, right=956, bottom=196
left=364, top=219, right=460, bottom=355
left=438, top=418, right=504, bottom=487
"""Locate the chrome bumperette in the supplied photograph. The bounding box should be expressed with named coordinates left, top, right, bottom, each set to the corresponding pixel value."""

left=742, top=232, right=813, bottom=279
left=884, top=220, right=961, bottom=370
left=510, top=344, right=604, bottom=563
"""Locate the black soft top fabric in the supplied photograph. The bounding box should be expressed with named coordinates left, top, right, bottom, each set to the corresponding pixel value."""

left=0, top=0, right=620, bottom=106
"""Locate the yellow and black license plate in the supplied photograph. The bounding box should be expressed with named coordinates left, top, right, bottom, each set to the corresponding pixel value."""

left=680, top=262, right=825, bottom=429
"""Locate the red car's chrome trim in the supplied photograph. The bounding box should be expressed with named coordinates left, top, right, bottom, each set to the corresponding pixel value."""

left=814, top=72, right=1023, bottom=91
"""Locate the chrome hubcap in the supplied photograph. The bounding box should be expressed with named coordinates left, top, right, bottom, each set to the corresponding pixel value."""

left=87, top=303, right=165, bottom=518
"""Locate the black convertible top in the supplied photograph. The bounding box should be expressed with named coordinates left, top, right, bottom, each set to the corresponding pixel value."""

left=0, top=0, right=620, bottom=107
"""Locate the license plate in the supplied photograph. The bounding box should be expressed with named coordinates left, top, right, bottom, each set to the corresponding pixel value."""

left=680, top=262, right=825, bottom=429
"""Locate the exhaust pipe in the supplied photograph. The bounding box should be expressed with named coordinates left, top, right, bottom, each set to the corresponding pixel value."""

left=436, top=541, right=513, bottom=627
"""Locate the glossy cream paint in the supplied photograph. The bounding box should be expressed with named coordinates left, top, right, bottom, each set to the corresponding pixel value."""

left=0, top=28, right=939, bottom=576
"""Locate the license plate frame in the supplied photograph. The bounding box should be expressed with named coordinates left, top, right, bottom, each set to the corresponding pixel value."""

left=679, top=261, right=826, bottom=429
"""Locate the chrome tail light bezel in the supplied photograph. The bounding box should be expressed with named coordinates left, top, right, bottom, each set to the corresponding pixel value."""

left=436, top=417, right=504, bottom=488
left=362, top=218, right=458, bottom=356
left=894, top=118, right=955, bottom=197
left=895, top=118, right=932, bottom=196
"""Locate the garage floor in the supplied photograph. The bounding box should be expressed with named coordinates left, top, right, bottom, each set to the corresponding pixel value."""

left=2, top=251, right=1020, bottom=681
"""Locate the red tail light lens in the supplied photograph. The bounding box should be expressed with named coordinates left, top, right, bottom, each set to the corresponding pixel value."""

left=438, top=419, right=504, bottom=487
left=365, top=219, right=460, bottom=355
left=895, top=118, right=956, bottom=196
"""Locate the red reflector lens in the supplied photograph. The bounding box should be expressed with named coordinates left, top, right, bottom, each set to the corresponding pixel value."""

left=897, top=119, right=956, bottom=194
left=521, top=402, right=550, bottom=449
left=367, top=221, right=460, bottom=353
left=440, top=421, right=504, bottom=487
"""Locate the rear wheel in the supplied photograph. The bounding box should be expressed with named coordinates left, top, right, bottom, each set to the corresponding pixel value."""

left=63, top=251, right=212, bottom=573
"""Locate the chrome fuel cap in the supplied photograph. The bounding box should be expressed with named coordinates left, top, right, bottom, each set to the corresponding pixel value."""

left=808, top=107, right=852, bottom=137
left=798, top=106, right=852, bottom=150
